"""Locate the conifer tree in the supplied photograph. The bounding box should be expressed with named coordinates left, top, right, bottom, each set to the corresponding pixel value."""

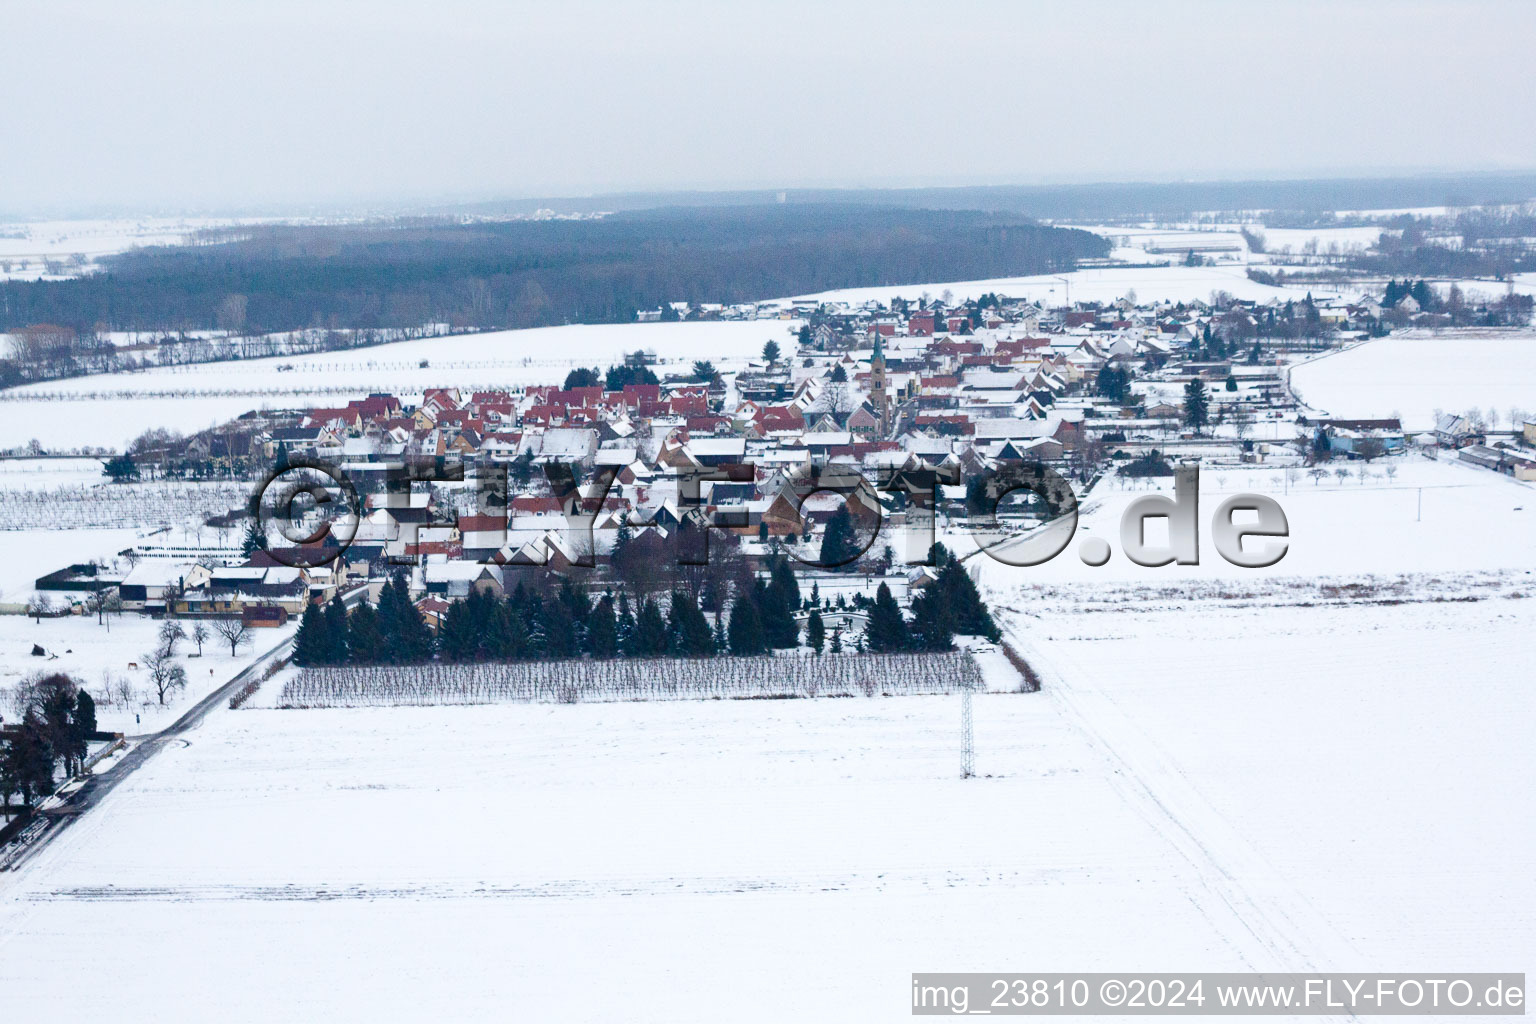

left=1183, top=378, right=1210, bottom=432
left=806, top=608, right=825, bottom=655
left=908, top=589, right=955, bottom=651
left=558, top=579, right=591, bottom=651
left=291, top=601, right=329, bottom=666
left=586, top=594, right=618, bottom=658
left=377, top=576, right=433, bottom=663
left=865, top=582, right=909, bottom=652
left=346, top=601, right=384, bottom=663
left=542, top=594, right=580, bottom=659
left=616, top=591, right=637, bottom=656
left=933, top=548, right=1001, bottom=642
left=727, top=593, right=766, bottom=655
left=241, top=517, right=267, bottom=556
left=501, top=600, right=531, bottom=660
left=819, top=505, right=860, bottom=569
left=631, top=597, right=668, bottom=657
left=523, top=594, right=549, bottom=657
left=73, top=690, right=97, bottom=746
left=667, top=590, right=716, bottom=656
left=1411, top=279, right=1434, bottom=311
left=324, top=595, right=350, bottom=664
left=437, top=597, right=478, bottom=662
left=761, top=558, right=800, bottom=648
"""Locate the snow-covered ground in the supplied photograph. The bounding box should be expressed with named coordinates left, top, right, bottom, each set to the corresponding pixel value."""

left=0, top=612, right=294, bottom=736
left=0, top=591, right=1528, bottom=1020
left=962, top=456, right=1536, bottom=584
left=0, top=320, right=801, bottom=450
left=0, top=692, right=1302, bottom=1021
left=784, top=214, right=1536, bottom=312
left=0, top=456, right=110, bottom=489
left=788, top=263, right=1333, bottom=309
left=1049, top=222, right=1385, bottom=260
left=0, top=216, right=289, bottom=281
left=0, top=527, right=140, bottom=607
left=995, top=593, right=1535, bottom=977
left=0, top=449, right=1530, bottom=1020
left=1255, top=224, right=1385, bottom=254
left=1289, top=330, right=1536, bottom=430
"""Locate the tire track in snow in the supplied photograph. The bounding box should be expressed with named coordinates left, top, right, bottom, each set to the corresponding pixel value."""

left=29, top=865, right=1122, bottom=903
left=999, top=612, right=1361, bottom=976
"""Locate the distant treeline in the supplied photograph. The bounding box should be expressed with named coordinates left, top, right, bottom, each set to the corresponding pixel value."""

left=1347, top=208, right=1536, bottom=280
left=441, top=173, right=1536, bottom=224
left=0, top=204, right=1107, bottom=335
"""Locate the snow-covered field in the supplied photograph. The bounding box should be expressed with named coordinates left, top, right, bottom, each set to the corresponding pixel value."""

left=0, top=590, right=1529, bottom=1020
left=789, top=263, right=1333, bottom=309
left=0, top=612, right=294, bottom=736
left=0, top=450, right=1530, bottom=1020
left=0, top=216, right=288, bottom=281
left=0, top=692, right=1313, bottom=1021
left=996, top=593, right=1535, bottom=976
left=965, top=456, right=1536, bottom=584
left=1289, top=330, right=1536, bottom=430
left=0, top=320, right=801, bottom=450
left=786, top=215, right=1536, bottom=312
left=0, top=456, right=109, bottom=488
left=0, top=527, right=139, bottom=607
left=1255, top=224, right=1385, bottom=254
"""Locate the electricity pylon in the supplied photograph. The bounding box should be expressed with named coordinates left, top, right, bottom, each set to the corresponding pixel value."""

left=960, top=681, right=976, bottom=779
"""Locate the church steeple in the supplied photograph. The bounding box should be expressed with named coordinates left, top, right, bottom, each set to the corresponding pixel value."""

left=869, top=333, right=889, bottom=435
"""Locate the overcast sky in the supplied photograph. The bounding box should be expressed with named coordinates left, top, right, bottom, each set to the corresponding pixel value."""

left=5, top=0, right=1536, bottom=215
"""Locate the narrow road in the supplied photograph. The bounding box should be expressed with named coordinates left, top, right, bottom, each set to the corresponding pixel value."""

left=2, top=584, right=375, bottom=872
left=0, top=631, right=296, bottom=873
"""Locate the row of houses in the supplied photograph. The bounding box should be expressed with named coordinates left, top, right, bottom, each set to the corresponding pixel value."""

left=64, top=283, right=1463, bottom=625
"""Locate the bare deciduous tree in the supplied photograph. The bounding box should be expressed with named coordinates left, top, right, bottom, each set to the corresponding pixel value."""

left=1355, top=437, right=1386, bottom=462
left=158, top=618, right=187, bottom=657
left=26, top=594, right=54, bottom=623
left=212, top=618, right=252, bottom=657
left=143, top=649, right=187, bottom=706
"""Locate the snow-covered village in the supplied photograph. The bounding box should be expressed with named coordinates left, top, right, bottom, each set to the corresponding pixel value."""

left=2, top=4, right=1534, bottom=1022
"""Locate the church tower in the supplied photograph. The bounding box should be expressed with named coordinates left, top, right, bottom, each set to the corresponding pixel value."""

left=869, top=332, right=890, bottom=435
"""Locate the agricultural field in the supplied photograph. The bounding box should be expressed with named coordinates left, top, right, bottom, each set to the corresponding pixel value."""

left=0, top=688, right=1283, bottom=1021
left=0, top=216, right=285, bottom=281
left=0, top=583, right=1529, bottom=1019
left=0, top=319, right=802, bottom=451
left=0, top=526, right=140, bottom=608
left=790, top=215, right=1536, bottom=312
left=958, top=456, right=1536, bottom=584
left=0, top=478, right=248, bottom=532
left=790, top=263, right=1323, bottom=309
left=1289, top=329, right=1536, bottom=430
left=995, top=592, right=1536, bottom=975
left=0, top=611, right=294, bottom=736
left=279, top=650, right=984, bottom=707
